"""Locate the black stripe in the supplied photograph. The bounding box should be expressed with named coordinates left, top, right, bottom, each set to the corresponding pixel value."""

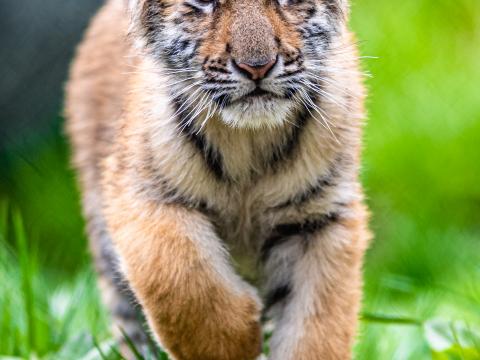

left=212, top=93, right=232, bottom=108
left=276, top=69, right=304, bottom=78
left=283, top=56, right=302, bottom=67
left=305, top=5, right=317, bottom=20
left=274, top=158, right=342, bottom=209
left=207, top=66, right=231, bottom=74
left=274, top=176, right=334, bottom=210
left=141, top=0, right=168, bottom=46
left=323, top=0, right=342, bottom=18
left=183, top=2, right=204, bottom=16
left=267, top=105, right=310, bottom=172
left=265, top=284, right=291, bottom=309
left=172, top=97, right=227, bottom=181
left=164, top=38, right=190, bottom=57
left=183, top=124, right=225, bottom=180
left=303, top=23, right=331, bottom=44
left=261, top=213, right=339, bottom=262
left=161, top=180, right=218, bottom=217
left=142, top=133, right=219, bottom=215
left=285, top=87, right=299, bottom=99
left=177, top=39, right=191, bottom=52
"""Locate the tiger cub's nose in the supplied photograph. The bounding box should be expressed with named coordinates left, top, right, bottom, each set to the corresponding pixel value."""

left=234, top=57, right=277, bottom=81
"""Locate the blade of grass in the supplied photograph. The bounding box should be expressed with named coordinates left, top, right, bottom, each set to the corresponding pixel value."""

left=93, top=338, right=109, bottom=360
left=144, top=326, right=163, bottom=359
left=158, top=351, right=169, bottom=360
left=361, top=312, right=423, bottom=326
left=119, top=328, right=144, bottom=360
left=466, top=323, right=480, bottom=354
left=449, top=322, right=467, bottom=360
left=54, top=275, right=91, bottom=346
left=136, top=315, right=167, bottom=360
left=1, top=290, right=13, bottom=355
left=13, top=208, right=36, bottom=356
left=109, top=344, right=127, bottom=360
left=0, top=200, right=7, bottom=239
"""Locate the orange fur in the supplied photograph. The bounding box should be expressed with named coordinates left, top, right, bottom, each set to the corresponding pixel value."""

left=103, top=183, right=262, bottom=359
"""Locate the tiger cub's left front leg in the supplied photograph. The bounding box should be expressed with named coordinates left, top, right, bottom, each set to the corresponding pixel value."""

left=263, top=202, right=369, bottom=360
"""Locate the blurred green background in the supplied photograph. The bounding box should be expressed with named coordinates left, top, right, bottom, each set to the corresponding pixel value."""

left=1, top=0, right=479, bottom=358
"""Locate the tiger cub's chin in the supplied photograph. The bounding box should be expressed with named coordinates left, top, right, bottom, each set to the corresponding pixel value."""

left=220, top=97, right=295, bottom=129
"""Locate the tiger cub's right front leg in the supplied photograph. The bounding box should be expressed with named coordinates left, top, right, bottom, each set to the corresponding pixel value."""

left=103, top=192, right=262, bottom=360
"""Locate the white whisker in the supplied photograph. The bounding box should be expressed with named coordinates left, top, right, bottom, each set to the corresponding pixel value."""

left=295, top=88, right=340, bottom=144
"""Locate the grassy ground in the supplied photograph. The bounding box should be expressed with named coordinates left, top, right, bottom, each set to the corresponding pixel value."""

left=1, top=0, right=480, bottom=358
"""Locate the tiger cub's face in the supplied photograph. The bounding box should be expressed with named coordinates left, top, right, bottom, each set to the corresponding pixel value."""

left=132, top=0, right=348, bottom=128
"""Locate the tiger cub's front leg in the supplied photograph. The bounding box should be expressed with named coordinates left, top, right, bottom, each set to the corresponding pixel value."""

left=103, top=189, right=262, bottom=359
left=262, top=202, right=369, bottom=360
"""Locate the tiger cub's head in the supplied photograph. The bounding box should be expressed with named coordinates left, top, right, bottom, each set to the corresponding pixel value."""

left=129, top=0, right=350, bottom=129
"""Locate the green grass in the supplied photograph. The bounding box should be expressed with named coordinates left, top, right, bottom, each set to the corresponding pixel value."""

left=0, top=205, right=106, bottom=359
left=1, top=0, right=480, bottom=358
left=1, top=205, right=479, bottom=359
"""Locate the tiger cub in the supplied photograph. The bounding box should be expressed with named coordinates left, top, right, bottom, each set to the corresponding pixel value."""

left=66, top=0, right=370, bottom=359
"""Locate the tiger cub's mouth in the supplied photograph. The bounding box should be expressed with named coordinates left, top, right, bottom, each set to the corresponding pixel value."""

left=236, top=87, right=286, bottom=103
left=244, top=88, right=272, bottom=98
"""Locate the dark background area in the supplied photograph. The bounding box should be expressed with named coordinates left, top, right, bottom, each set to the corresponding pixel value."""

left=0, top=0, right=103, bottom=272
left=0, top=0, right=102, bottom=148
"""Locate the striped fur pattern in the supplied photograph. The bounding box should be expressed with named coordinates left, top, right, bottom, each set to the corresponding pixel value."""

left=66, top=0, right=370, bottom=359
